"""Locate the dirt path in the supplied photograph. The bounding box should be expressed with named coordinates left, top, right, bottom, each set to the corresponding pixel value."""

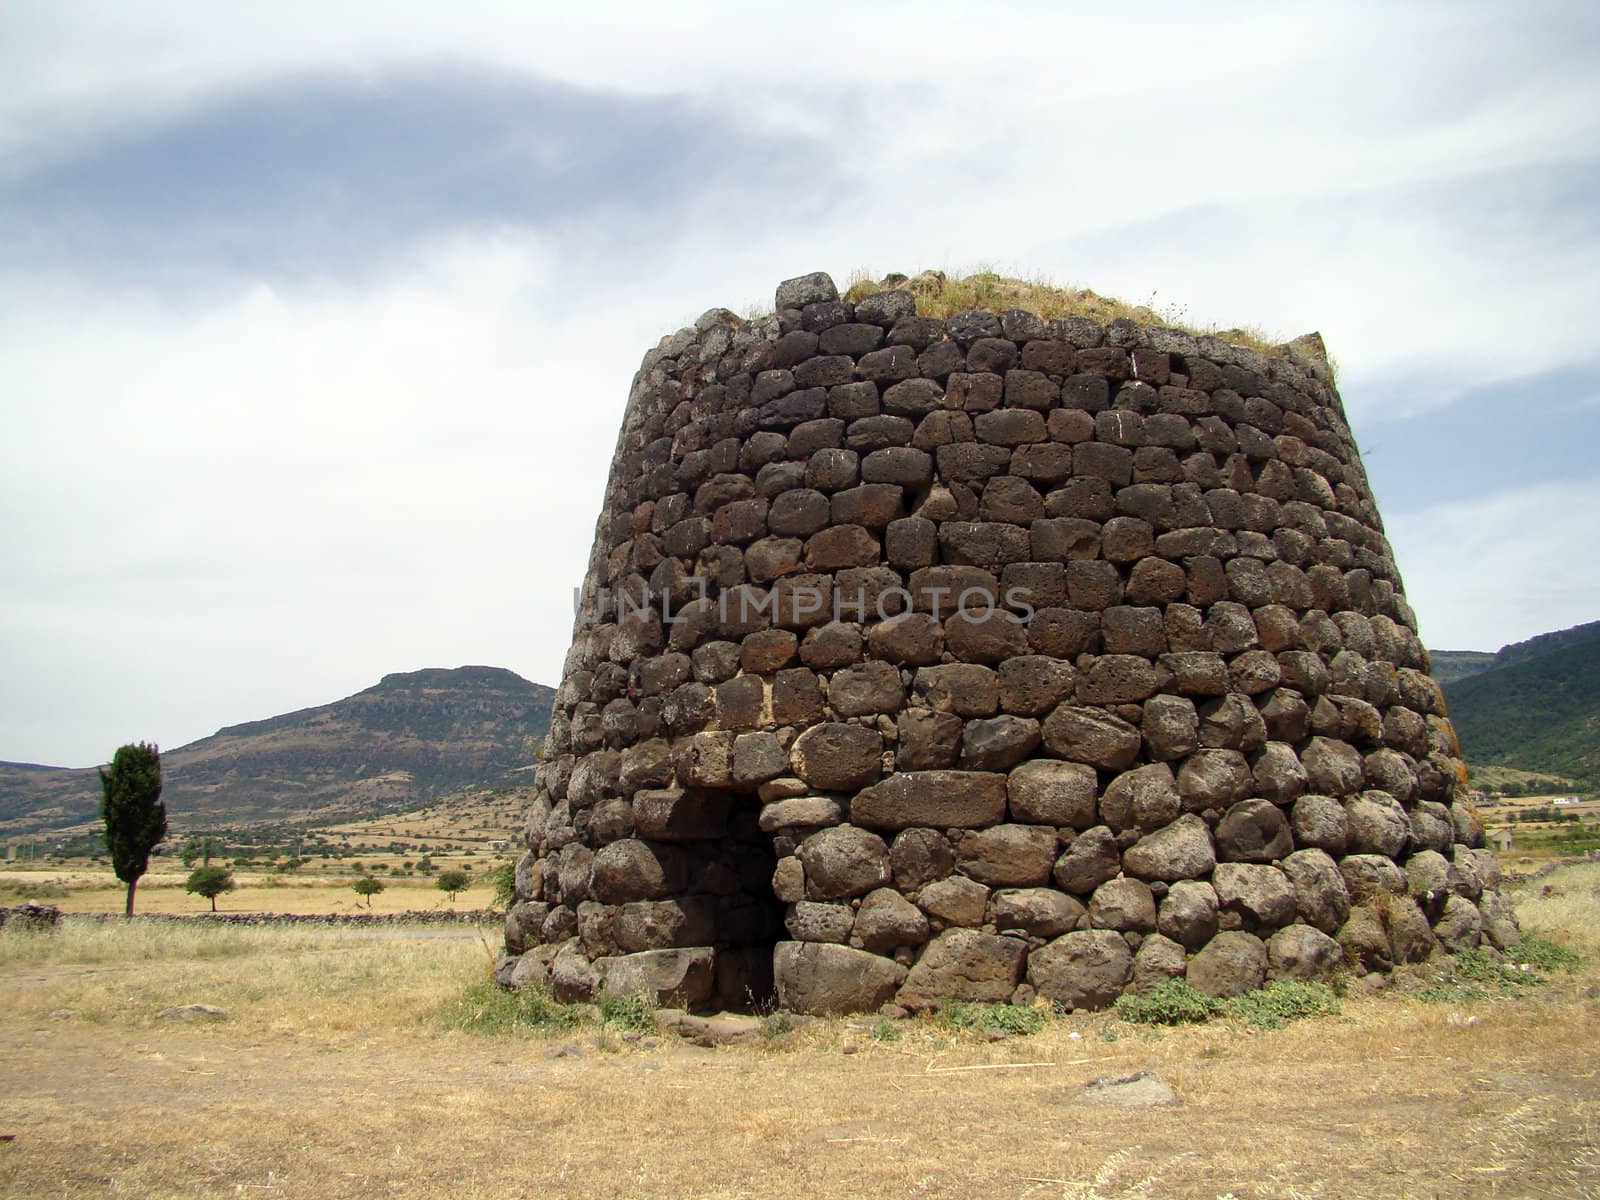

left=3, top=981, right=1598, bottom=1200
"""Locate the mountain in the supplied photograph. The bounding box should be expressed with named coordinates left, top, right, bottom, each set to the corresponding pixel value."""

left=0, top=666, right=554, bottom=837
left=1441, top=622, right=1600, bottom=786
left=1428, top=650, right=1499, bottom=686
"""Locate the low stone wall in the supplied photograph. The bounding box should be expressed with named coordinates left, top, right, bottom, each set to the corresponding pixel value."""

left=0, top=903, right=64, bottom=931
left=497, top=270, right=1517, bottom=1016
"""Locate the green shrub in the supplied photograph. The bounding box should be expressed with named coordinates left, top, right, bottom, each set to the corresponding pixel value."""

left=1221, top=980, right=1340, bottom=1029
left=487, top=860, right=516, bottom=907
left=351, top=876, right=385, bottom=907
left=1510, top=935, right=1581, bottom=973
left=1114, top=979, right=1339, bottom=1030
left=442, top=980, right=585, bottom=1035
left=759, top=1012, right=795, bottom=1041
left=596, top=989, right=656, bottom=1032
left=1418, top=936, right=1580, bottom=1003
left=936, top=1001, right=1046, bottom=1037
left=1114, top=979, right=1223, bottom=1026
left=184, top=865, right=236, bottom=911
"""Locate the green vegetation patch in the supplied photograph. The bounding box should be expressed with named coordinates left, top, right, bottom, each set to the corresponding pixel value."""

left=868, top=1018, right=902, bottom=1043
left=487, top=859, right=516, bottom=907
left=1504, top=823, right=1600, bottom=856
left=1222, top=980, right=1342, bottom=1029
left=441, top=979, right=587, bottom=1036
left=596, top=988, right=656, bottom=1032
left=442, top=980, right=666, bottom=1038
left=1114, top=978, right=1340, bottom=1030
left=1114, top=979, right=1223, bottom=1026
left=935, top=1000, right=1047, bottom=1037
left=1416, top=936, right=1581, bottom=1003
left=759, top=1011, right=796, bottom=1041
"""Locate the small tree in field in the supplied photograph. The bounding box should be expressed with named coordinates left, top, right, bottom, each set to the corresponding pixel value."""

left=98, top=743, right=167, bottom=917
left=488, top=860, right=516, bottom=907
left=435, top=869, right=470, bottom=903
left=185, top=865, right=236, bottom=912
left=352, top=875, right=385, bottom=909
left=180, top=834, right=223, bottom=867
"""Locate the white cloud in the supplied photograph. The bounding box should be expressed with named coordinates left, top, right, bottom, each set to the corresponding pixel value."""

left=0, top=230, right=640, bottom=763
left=1385, top=480, right=1600, bottom=651
left=2, top=1, right=1599, bottom=762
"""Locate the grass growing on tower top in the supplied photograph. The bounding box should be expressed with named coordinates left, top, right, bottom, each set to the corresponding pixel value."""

left=842, top=267, right=1287, bottom=355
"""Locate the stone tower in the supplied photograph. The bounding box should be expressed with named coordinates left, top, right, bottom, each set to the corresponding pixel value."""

left=494, top=271, right=1515, bottom=1015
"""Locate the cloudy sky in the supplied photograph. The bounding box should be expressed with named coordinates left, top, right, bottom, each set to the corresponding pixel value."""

left=3, top=2, right=1598, bottom=767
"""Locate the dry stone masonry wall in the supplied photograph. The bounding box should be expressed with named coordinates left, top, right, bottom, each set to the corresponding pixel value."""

left=495, top=271, right=1517, bottom=1015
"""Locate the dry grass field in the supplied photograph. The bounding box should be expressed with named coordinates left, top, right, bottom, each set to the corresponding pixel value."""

left=314, top=787, right=527, bottom=856
left=3, top=864, right=1599, bottom=1199
left=0, top=790, right=523, bottom=915
left=0, top=869, right=499, bottom=916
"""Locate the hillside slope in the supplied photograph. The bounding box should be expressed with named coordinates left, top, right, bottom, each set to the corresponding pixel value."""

left=1444, top=624, right=1600, bottom=786
left=1429, top=650, right=1498, bottom=686
left=0, top=666, right=553, bottom=836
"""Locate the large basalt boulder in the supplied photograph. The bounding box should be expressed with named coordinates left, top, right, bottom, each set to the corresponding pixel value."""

left=1007, top=759, right=1098, bottom=827
left=1131, top=933, right=1189, bottom=992
left=1187, top=930, right=1267, bottom=997
left=798, top=825, right=891, bottom=899
left=1266, top=924, right=1342, bottom=981
left=889, top=828, right=955, bottom=889
left=1052, top=826, right=1122, bottom=894
left=596, top=947, right=715, bottom=1008
left=1385, top=895, right=1438, bottom=964
left=1212, top=863, right=1297, bottom=932
left=916, top=874, right=990, bottom=927
left=852, top=771, right=1007, bottom=831
left=1480, top=890, right=1521, bottom=950
left=590, top=840, right=689, bottom=903
left=1041, top=706, right=1142, bottom=769
left=1337, top=904, right=1393, bottom=973
left=954, top=824, right=1058, bottom=886
left=853, top=887, right=932, bottom=952
left=790, top=723, right=884, bottom=791
left=1158, top=879, right=1219, bottom=950
left=1290, top=794, right=1350, bottom=855
left=1027, top=929, right=1133, bottom=1010
left=1280, top=848, right=1351, bottom=934
left=1215, top=798, right=1294, bottom=862
left=898, top=929, right=1028, bottom=1008
left=1432, top=894, right=1483, bottom=953
left=1338, top=853, right=1408, bottom=904
left=1344, top=790, right=1411, bottom=857
left=993, top=887, right=1087, bottom=938
left=1122, top=813, right=1216, bottom=881
left=774, top=942, right=907, bottom=1015
left=785, top=901, right=854, bottom=943
left=1404, top=849, right=1454, bottom=917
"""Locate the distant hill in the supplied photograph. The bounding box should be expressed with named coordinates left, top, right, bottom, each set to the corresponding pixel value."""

left=1442, top=622, right=1600, bottom=786
left=1429, top=650, right=1499, bottom=686
left=0, top=666, right=553, bottom=837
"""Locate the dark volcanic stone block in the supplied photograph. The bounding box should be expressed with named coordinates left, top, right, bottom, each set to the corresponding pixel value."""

left=852, top=771, right=1008, bottom=831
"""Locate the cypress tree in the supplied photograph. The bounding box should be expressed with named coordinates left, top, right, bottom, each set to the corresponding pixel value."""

left=98, top=742, right=167, bottom=917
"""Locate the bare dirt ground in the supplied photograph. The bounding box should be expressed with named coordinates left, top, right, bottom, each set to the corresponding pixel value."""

left=3, top=870, right=1599, bottom=1199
